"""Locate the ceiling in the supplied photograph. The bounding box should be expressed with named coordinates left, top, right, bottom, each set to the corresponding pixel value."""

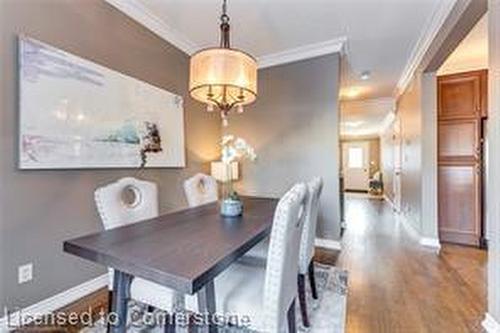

left=107, top=0, right=455, bottom=101
left=340, top=98, right=395, bottom=137
left=438, top=14, right=488, bottom=75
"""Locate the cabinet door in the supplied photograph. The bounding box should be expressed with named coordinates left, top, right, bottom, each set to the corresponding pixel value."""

left=438, top=71, right=484, bottom=119
left=438, top=163, right=481, bottom=246
left=438, top=119, right=480, bottom=161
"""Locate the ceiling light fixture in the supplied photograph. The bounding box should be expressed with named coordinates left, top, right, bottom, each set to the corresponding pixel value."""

left=343, top=87, right=362, bottom=99
left=189, top=0, right=258, bottom=127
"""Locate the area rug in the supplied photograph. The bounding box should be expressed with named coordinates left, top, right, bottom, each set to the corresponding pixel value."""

left=80, top=264, right=347, bottom=333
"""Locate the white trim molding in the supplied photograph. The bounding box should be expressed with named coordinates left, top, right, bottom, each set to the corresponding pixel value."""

left=0, top=274, right=107, bottom=332
left=105, top=0, right=347, bottom=68
left=395, top=0, right=456, bottom=96
left=389, top=199, right=441, bottom=251
left=105, top=0, right=198, bottom=55
left=419, top=237, right=441, bottom=249
left=315, top=238, right=342, bottom=251
left=483, top=313, right=500, bottom=333
left=257, top=37, right=347, bottom=69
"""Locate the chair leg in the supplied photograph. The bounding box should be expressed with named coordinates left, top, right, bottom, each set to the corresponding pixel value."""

left=287, top=299, right=297, bottom=333
left=297, top=274, right=310, bottom=327
left=308, top=261, right=318, bottom=300
left=107, top=291, right=113, bottom=333
left=110, top=270, right=132, bottom=333
left=164, top=313, right=176, bottom=333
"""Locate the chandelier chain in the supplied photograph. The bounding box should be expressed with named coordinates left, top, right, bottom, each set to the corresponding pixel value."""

left=220, top=0, right=229, bottom=24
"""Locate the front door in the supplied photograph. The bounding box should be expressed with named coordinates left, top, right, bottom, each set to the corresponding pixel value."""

left=342, top=141, right=370, bottom=191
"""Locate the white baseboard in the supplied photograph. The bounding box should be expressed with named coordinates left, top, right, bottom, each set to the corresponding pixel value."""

left=383, top=194, right=399, bottom=213
left=397, top=211, right=441, bottom=252
left=315, top=238, right=342, bottom=251
left=0, top=274, right=107, bottom=332
left=483, top=313, right=500, bottom=333
left=419, top=237, right=441, bottom=249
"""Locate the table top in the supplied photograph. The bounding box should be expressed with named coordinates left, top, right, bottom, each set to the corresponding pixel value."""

left=64, top=196, right=278, bottom=294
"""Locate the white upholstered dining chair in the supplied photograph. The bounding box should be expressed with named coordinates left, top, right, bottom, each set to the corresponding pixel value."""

left=183, top=182, right=309, bottom=332
left=243, top=177, right=324, bottom=327
left=94, top=177, right=178, bottom=327
left=297, top=177, right=323, bottom=327
left=140, top=183, right=308, bottom=332
left=183, top=173, right=218, bottom=207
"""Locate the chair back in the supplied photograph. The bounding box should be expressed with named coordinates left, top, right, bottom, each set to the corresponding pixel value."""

left=95, top=177, right=159, bottom=230
left=183, top=173, right=218, bottom=207
left=262, top=183, right=308, bottom=331
left=298, top=177, right=324, bottom=274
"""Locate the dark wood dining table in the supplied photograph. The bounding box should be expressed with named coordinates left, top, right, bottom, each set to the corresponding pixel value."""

left=63, top=196, right=278, bottom=333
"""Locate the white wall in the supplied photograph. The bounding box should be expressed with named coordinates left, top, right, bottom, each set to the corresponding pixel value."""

left=486, top=0, right=500, bottom=326
left=420, top=72, right=439, bottom=239
left=380, top=72, right=439, bottom=241
left=397, top=75, right=423, bottom=232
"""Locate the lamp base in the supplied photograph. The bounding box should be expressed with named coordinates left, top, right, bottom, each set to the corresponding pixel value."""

left=220, top=198, right=243, bottom=217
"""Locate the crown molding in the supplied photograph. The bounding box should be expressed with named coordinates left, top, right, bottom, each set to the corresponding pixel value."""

left=105, top=0, right=198, bottom=55
left=106, top=0, right=347, bottom=67
left=395, top=0, right=457, bottom=97
left=257, top=37, right=347, bottom=69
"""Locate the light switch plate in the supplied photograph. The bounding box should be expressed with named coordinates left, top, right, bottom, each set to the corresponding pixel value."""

left=18, top=263, right=33, bottom=284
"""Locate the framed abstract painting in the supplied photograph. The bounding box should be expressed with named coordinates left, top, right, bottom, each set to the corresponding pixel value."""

left=18, top=36, right=185, bottom=169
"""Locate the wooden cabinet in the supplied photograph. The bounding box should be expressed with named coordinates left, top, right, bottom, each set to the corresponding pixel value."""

left=437, top=70, right=487, bottom=247
left=438, top=70, right=487, bottom=120
left=438, top=119, right=480, bottom=160
left=438, top=163, right=481, bottom=246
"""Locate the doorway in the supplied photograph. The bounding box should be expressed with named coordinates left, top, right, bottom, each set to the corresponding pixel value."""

left=342, top=141, right=370, bottom=192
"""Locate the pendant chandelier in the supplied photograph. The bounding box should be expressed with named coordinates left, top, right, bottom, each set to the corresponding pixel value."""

left=189, top=0, right=258, bottom=127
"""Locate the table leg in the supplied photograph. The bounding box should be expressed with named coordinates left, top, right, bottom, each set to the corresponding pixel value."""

left=110, top=270, right=133, bottom=333
left=197, top=280, right=217, bottom=333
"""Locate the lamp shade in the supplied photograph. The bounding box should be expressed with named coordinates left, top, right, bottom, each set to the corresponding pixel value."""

left=211, top=161, right=239, bottom=182
left=189, top=48, right=257, bottom=107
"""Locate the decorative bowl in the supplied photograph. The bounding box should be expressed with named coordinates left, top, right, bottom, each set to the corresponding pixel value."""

left=220, top=198, right=243, bottom=217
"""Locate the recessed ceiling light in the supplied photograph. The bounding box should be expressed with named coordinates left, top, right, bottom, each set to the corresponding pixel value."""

left=344, top=87, right=362, bottom=98
left=360, top=71, right=371, bottom=80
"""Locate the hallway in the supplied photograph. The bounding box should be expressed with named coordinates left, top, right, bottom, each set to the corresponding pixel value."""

left=337, top=196, right=487, bottom=333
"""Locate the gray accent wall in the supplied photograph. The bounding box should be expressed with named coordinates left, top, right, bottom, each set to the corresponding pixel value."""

left=0, top=0, right=220, bottom=310
left=225, top=54, right=341, bottom=239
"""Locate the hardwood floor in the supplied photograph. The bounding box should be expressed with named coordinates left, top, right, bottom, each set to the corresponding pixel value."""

left=333, top=196, right=487, bottom=333
left=19, top=196, right=486, bottom=333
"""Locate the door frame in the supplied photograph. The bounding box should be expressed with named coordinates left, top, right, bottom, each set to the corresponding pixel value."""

left=342, top=140, right=370, bottom=191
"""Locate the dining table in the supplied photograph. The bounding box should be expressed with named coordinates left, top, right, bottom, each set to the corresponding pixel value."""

left=63, top=196, right=278, bottom=333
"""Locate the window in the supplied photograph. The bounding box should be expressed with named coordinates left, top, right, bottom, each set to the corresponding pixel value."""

left=348, top=147, right=363, bottom=168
